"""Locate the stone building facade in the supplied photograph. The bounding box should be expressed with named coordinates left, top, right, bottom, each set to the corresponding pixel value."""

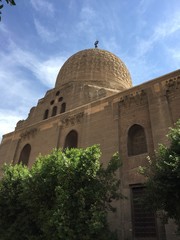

left=0, top=48, right=180, bottom=240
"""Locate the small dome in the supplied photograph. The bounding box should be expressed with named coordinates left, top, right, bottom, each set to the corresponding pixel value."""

left=55, top=48, right=132, bottom=91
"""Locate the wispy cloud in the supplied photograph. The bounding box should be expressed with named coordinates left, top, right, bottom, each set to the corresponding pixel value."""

left=167, top=47, right=180, bottom=69
left=0, top=110, right=24, bottom=142
left=0, top=42, right=66, bottom=140
left=35, top=57, right=66, bottom=87
left=0, top=22, right=9, bottom=35
left=102, top=37, right=119, bottom=53
left=154, top=13, right=180, bottom=39
left=135, top=11, right=180, bottom=57
left=30, top=0, right=55, bottom=17
left=0, top=64, right=37, bottom=140
left=34, top=18, right=58, bottom=43
left=1, top=43, right=65, bottom=87
left=77, top=6, right=96, bottom=34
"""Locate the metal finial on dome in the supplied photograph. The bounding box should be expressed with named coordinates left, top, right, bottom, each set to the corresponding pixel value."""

left=94, top=40, right=99, bottom=48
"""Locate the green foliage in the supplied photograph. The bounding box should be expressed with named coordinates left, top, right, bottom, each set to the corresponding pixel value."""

left=140, top=119, right=180, bottom=231
left=0, top=0, right=16, bottom=21
left=0, top=145, right=122, bottom=240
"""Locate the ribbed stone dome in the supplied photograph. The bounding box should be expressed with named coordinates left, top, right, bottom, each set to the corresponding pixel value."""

left=55, top=48, right=132, bottom=90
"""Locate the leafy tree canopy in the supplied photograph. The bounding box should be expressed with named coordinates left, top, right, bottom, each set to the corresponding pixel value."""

left=0, top=0, right=16, bottom=21
left=140, top=119, right=180, bottom=231
left=0, top=145, right=123, bottom=240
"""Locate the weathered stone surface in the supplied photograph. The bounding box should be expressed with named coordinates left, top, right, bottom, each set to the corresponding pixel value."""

left=0, top=48, right=179, bottom=240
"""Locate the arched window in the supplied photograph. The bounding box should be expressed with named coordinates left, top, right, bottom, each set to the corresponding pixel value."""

left=43, top=109, right=49, bottom=119
left=64, top=130, right=78, bottom=149
left=52, top=106, right=57, bottom=117
left=60, top=103, right=66, bottom=113
left=128, top=124, right=147, bottom=156
left=18, top=144, right=31, bottom=165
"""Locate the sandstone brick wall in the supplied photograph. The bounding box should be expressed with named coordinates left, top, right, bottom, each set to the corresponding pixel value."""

left=0, top=69, right=179, bottom=239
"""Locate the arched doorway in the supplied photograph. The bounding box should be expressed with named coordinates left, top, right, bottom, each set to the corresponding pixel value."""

left=18, top=144, right=31, bottom=165
left=64, top=130, right=78, bottom=149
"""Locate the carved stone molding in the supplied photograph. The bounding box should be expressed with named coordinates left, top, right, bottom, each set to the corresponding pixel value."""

left=165, top=75, right=180, bottom=95
left=61, top=112, right=84, bottom=127
left=20, top=128, right=38, bottom=139
left=119, top=90, right=147, bottom=108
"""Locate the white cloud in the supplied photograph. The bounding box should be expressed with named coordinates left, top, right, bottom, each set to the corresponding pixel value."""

left=0, top=110, right=23, bottom=142
left=124, top=54, right=159, bottom=86
left=35, top=57, right=66, bottom=87
left=0, top=22, right=9, bottom=35
left=0, top=43, right=67, bottom=140
left=0, top=71, right=32, bottom=102
left=102, top=37, right=119, bottom=53
left=0, top=55, right=40, bottom=141
left=30, top=0, right=55, bottom=17
left=77, top=6, right=96, bottom=33
left=154, top=13, right=180, bottom=40
left=167, top=47, right=180, bottom=69
left=1, top=43, right=65, bottom=87
left=171, top=49, right=180, bottom=62
left=135, top=11, right=180, bottom=58
left=34, top=19, right=58, bottom=43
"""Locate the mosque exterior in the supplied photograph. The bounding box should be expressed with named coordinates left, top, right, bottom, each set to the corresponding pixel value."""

left=0, top=48, right=180, bottom=240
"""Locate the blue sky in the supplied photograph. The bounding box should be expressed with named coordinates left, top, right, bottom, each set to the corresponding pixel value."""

left=0, top=0, right=180, bottom=140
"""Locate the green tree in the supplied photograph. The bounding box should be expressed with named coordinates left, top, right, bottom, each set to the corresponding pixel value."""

left=0, top=0, right=16, bottom=21
left=140, top=119, right=180, bottom=231
left=0, top=145, right=123, bottom=240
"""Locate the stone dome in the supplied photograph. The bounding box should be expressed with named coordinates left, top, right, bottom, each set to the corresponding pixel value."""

left=55, top=48, right=132, bottom=91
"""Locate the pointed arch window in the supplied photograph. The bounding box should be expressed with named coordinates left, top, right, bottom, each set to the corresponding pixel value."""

left=18, top=144, right=31, bottom=166
left=60, top=102, right=66, bottom=113
left=64, top=130, right=78, bottom=149
left=52, top=106, right=57, bottom=117
left=43, top=109, right=49, bottom=120
left=128, top=124, right=147, bottom=156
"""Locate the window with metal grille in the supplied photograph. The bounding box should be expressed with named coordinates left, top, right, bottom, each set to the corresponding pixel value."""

left=131, top=186, right=157, bottom=239
left=60, top=102, right=66, bottom=113
left=52, top=106, right=57, bottom=116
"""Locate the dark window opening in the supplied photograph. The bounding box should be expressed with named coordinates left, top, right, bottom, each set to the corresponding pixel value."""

left=131, top=186, right=157, bottom=238
left=60, top=102, right=66, bottom=113
left=18, top=144, right=31, bottom=166
left=64, top=130, right=78, bottom=149
left=50, top=100, right=54, bottom=105
left=52, top=106, right=57, bottom=117
left=56, top=91, right=60, bottom=96
left=58, top=97, right=63, bottom=102
left=43, top=109, right=49, bottom=120
left=128, top=124, right=147, bottom=156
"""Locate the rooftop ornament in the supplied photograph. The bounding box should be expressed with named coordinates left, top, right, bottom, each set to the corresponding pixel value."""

left=94, top=40, right=99, bottom=48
